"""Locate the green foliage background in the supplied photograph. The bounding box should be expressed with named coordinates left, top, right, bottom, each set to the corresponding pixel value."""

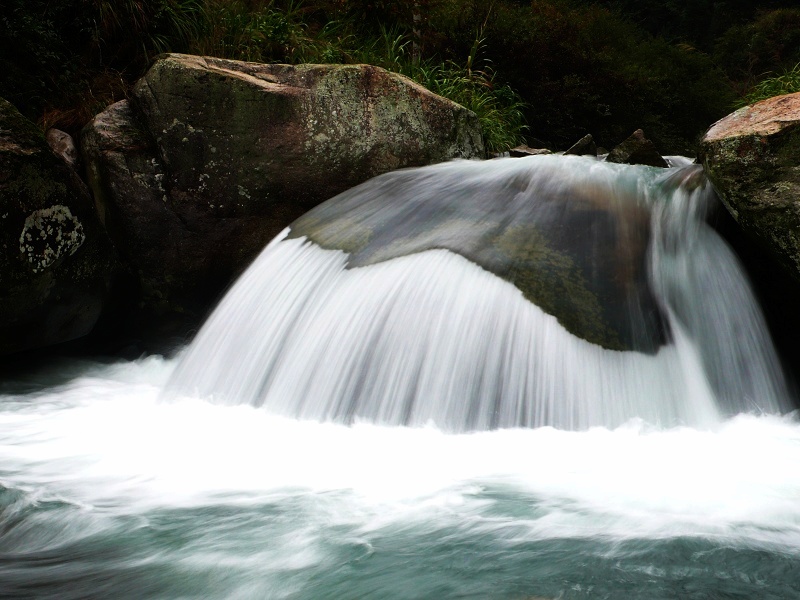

left=1, top=0, right=799, bottom=154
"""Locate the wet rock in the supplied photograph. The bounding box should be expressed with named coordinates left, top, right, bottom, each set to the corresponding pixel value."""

left=0, top=98, right=116, bottom=355
left=606, top=129, right=668, bottom=168
left=565, top=134, right=597, bottom=157
left=290, top=156, right=667, bottom=352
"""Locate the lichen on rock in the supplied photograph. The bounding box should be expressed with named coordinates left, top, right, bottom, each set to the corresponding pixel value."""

left=19, top=205, right=85, bottom=273
left=0, top=96, right=116, bottom=355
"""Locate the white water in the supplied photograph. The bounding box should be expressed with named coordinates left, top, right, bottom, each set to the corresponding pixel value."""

left=168, top=235, right=720, bottom=430
left=3, top=357, right=800, bottom=544
left=166, top=156, right=788, bottom=431
left=2, top=357, right=800, bottom=600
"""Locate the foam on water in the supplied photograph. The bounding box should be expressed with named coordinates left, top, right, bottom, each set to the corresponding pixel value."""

left=2, top=360, right=800, bottom=599
left=2, top=359, right=800, bottom=546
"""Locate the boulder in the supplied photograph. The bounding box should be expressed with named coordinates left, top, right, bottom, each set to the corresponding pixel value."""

left=82, top=54, right=484, bottom=317
left=0, top=98, right=116, bottom=356
left=606, top=129, right=667, bottom=168
left=700, top=92, right=800, bottom=283
left=565, top=134, right=597, bottom=157
left=509, top=145, right=552, bottom=157
left=45, top=129, right=78, bottom=168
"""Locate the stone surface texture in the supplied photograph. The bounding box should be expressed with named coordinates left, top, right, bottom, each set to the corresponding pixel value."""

left=0, top=97, right=116, bottom=355
left=606, top=129, right=668, bottom=168
left=82, top=54, right=484, bottom=316
left=700, top=92, right=800, bottom=282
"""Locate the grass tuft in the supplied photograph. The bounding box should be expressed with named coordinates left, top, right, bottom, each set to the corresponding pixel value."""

left=739, top=63, right=800, bottom=106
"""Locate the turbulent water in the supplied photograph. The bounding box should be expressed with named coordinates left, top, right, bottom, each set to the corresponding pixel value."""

left=2, top=358, right=800, bottom=599
left=2, top=155, right=800, bottom=598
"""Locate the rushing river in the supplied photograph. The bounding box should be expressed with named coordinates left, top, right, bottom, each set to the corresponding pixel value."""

left=1, top=357, right=800, bottom=599
left=2, top=156, right=800, bottom=598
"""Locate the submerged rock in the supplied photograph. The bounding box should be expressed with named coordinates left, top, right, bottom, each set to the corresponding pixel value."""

left=82, top=54, right=484, bottom=318
left=700, top=92, right=800, bottom=283
left=289, top=156, right=667, bottom=352
left=0, top=98, right=116, bottom=355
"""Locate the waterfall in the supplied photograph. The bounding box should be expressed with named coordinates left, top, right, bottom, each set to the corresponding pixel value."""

left=164, top=155, right=789, bottom=430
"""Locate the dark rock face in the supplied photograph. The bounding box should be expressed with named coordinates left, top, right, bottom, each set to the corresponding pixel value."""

left=82, top=54, right=484, bottom=318
left=699, top=92, right=800, bottom=379
left=700, top=92, right=800, bottom=283
left=0, top=98, right=116, bottom=356
left=82, top=99, right=247, bottom=318
left=606, top=129, right=668, bottom=168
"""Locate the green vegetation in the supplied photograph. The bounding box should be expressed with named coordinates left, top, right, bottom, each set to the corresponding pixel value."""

left=740, top=63, right=800, bottom=106
left=715, top=8, right=800, bottom=95
left=354, top=29, right=528, bottom=152
left=1, top=0, right=798, bottom=154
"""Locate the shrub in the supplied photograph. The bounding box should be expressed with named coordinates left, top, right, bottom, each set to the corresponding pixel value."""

left=351, top=25, right=528, bottom=153
left=715, top=8, right=800, bottom=95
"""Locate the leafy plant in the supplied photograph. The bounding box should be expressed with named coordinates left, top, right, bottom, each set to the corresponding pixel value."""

left=348, top=21, right=527, bottom=153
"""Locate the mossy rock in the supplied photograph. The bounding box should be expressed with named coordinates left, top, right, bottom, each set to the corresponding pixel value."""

left=82, top=54, right=484, bottom=321
left=0, top=97, right=116, bottom=355
left=700, top=92, right=800, bottom=282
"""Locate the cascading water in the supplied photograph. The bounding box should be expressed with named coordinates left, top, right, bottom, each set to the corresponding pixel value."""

left=165, top=155, right=789, bottom=430
left=3, top=155, right=800, bottom=599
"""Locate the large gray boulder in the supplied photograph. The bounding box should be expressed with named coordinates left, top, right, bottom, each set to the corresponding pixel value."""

left=0, top=98, right=116, bottom=355
left=700, top=92, right=800, bottom=282
left=82, top=54, right=484, bottom=317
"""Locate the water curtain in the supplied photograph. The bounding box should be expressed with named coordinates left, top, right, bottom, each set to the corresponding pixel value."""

left=165, top=156, right=788, bottom=430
